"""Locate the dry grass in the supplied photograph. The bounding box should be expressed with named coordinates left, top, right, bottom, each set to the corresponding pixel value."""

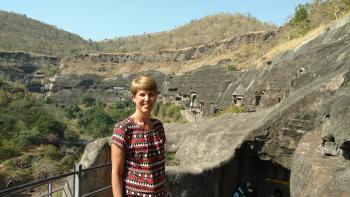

left=61, top=33, right=273, bottom=76
left=255, top=12, right=350, bottom=68
left=254, top=25, right=327, bottom=68
left=61, top=12, right=350, bottom=77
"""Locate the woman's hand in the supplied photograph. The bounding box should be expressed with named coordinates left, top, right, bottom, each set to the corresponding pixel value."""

left=111, top=144, right=125, bottom=197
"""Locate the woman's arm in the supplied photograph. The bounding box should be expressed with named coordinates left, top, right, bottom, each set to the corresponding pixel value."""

left=111, top=144, right=125, bottom=197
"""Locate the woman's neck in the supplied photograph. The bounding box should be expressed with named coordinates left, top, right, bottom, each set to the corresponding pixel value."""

left=131, top=112, right=153, bottom=130
left=131, top=111, right=151, bottom=125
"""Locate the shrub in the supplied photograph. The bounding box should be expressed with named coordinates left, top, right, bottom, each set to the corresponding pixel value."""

left=65, top=104, right=81, bottom=119
left=4, top=168, right=33, bottom=187
left=41, top=145, right=61, bottom=160
left=18, top=127, right=42, bottom=146
left=35, top=115, right=66, bottom=140
left=31, top=158, right=60, bottom=180
left=60, top=154, right=76, bottom=167
left=0, top=172, right=7, bottom=189
left=215, top=105, right=246, bottom=116
left=64, top=128, right=80, bottom=144
left=106, top=100, right=135, bottom=122
left=80, top=94, right=96, bottom=106
left=165, top=152, right=180, bottom=166
left=78, top=106, right=114, bottom=138
left=153, top=101, right=184, bottom=123
left=290, top=4, right=310, bottom=37
left=227, top=64, right=237, bottom=71
left=0, top=140, right=21, bottom=160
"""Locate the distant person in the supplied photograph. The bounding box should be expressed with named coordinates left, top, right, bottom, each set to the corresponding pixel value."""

left=111, top=76, right=171, bottom=197
left=233, top=182, right=254, bottom=197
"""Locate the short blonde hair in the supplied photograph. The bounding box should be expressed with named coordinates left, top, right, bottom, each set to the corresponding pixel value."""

left=130, top=76, right=158, bottom=96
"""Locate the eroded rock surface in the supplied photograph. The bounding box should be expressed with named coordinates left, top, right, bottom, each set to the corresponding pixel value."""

left=62, top=138, right=112, bottom=197
left=291, top=130, right=350, bottom=197
left=60, top=15, right=350, bottom=197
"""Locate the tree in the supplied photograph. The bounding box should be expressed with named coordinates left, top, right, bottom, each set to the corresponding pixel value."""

left=78, top=106, right=113, bottom=137
left=80, top=94, right=96, bottom=106
left=290, top=4, right=311, bottom=36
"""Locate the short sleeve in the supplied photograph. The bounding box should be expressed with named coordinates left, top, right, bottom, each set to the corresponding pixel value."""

left=112, top=123, right=128, bottom=151
left=156, top=120, right=166, bottom=144
left=161, top=123, right=166, bottom=144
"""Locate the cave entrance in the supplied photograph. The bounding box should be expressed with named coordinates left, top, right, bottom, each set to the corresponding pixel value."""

left=255, top=95, right=262, bottom=106
left=220, top=144, right=290, bottom=197
left=190, top=93, right=198, bottom=108
left=249, top=159, right=290, bottom=197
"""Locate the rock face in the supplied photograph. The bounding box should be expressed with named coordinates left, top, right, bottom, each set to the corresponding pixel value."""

left=290, top=130, right=350, bottom=197
left=0, top=51, right=60, bottom=93
left=163, top=15, right=350, bottom=196
left=68, top=31, right=275, bottom=64
left=51, top=70, right=167, bottom=104
left=62, top=138, right=112, bottom=197
left=51, top=31, right=275, bottom=109
left=59, top=15, right=350, bottom=197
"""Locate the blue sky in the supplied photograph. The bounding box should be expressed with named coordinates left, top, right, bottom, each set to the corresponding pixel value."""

left=0, top=0, right=310, bottom=41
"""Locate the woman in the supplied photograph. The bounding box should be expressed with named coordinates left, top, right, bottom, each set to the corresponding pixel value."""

left=111, top=76, right=168, bottom=197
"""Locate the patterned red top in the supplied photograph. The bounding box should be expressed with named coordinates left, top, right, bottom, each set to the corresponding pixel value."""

left=112, top=117, right=167, bottom=197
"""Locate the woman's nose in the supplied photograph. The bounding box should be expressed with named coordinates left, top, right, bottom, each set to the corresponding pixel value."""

left=144, top=94, right=149, bottom=101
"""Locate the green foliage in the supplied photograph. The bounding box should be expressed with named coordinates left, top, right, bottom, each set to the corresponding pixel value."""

left=41, top=145, right=61, bottom=160
left=285, top=0, right=350, bottom=39
left=290, top=4, right=311, bottom=37
left=215, top=105, right=246, bottom=116
left=78, top=106, right=114, bottom=137
left=0, top=11, right=97, bottom=56
left=106, top=99, right=135, bottom=122
left=0, top=80, right=67, bottom=149
left=0, top=140, right=21, bottom=160
left=80, top=94, right=96, bottom=106
left=0, top=173, right=6, bottom=189
left=64, top=128, right=80, bottom=144
left=165, top=152, right=180, bottom=166
left=60, top=154, right=77, bottom=167
left=153, top=101, right=184, bottom=123
left=35, top=115, right=66, bottom=139
left=18, top=127, right=42, bottom=146
left=0, top=79, right=86, bottom=188
left=65, top=104, right=82, bottom=119
left=227, top=64, right=237, bottom=71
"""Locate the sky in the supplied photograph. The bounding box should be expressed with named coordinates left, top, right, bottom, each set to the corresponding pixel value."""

left=0, top=0, right=310, bottom=41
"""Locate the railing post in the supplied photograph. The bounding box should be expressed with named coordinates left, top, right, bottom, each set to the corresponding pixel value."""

left=74, top=164, right=82, bottom=197
left=48, top=182, right=52, bottom=197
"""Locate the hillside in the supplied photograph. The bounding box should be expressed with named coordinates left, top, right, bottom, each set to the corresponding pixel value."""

left=0, top=11, right=97, bottom=56
left=98, top=13, right=277, bottom=53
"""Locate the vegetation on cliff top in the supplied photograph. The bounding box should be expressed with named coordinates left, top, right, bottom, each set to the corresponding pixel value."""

left=1, top=0, right=350, bottom=56
left=280, top=0, right=350, bottom=39
left=0, top=11, right=97, bottom=56
left=99, top=13, right=276, bottom=52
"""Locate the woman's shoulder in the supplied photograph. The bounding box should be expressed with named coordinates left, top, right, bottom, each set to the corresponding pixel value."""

left=151, top=118, right=164, bottom=128
left=151, top=118, right=164, bottom=130
left=114, top=117, right=134, bottom=130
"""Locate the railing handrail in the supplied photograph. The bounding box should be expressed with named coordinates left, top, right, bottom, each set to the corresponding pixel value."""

left=0, top=163, right=112, bottom=196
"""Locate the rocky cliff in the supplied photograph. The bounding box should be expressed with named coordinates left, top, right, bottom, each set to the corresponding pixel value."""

left=164, top=14, right=350, bottom=196
left=68, top=31, right=275, bottom=64
left=0, top=51, right=60, bottom=93
left=63, top=14, right=350, bottom=197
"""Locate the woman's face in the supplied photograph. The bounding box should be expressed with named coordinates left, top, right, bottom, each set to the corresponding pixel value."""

left=132, top=89, right=158, bottom=114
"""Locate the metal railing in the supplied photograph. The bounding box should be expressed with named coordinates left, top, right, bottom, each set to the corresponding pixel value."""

left=0, top=163, right=112, bottom=197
